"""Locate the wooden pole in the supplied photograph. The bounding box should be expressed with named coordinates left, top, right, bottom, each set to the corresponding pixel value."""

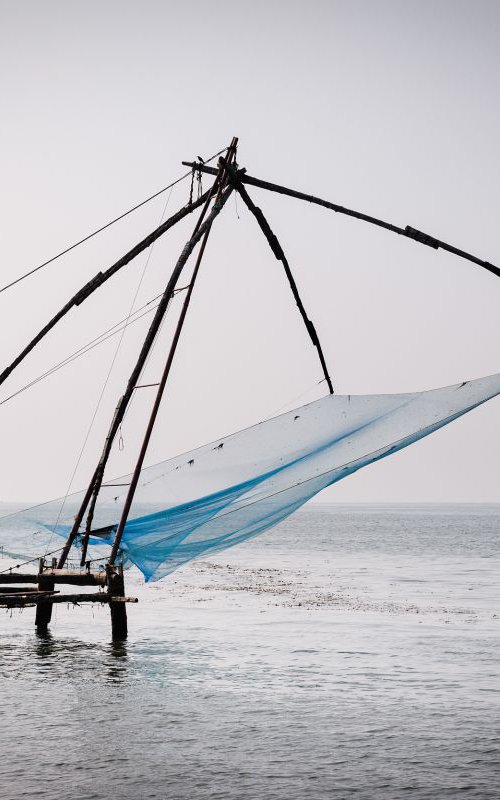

left=81, top=170, right=234, bottom=566
left=0, top=574, right=39, bottom=584
left=0, top=591, right=138, bottom=608
left=57, top=174, right=231, bottom=569
left=107, top=563, right=128, bottom=640
left=34, top=558, right=55, bottom=630
left=108, top=138, right=239, bottom=567
left=230, top=174, right=333, bottom=393
left=0, top=586, right=41, bottom=593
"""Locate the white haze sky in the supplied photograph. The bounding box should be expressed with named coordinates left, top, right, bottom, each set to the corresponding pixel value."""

left=0, top=0, right=499, bottom=503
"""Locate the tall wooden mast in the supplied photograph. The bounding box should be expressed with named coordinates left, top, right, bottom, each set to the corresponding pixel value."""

left=108, top=138, right=239, bottom=566
left=57, top=138, right=238, bottom=573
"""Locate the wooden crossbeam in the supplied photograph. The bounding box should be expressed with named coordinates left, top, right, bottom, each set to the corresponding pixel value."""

left=0, top=573, right=39, bottom=584
left=0, top=590, right=59, bottom=601
left=41, top=569, right=108, bottom=586
left=0, top=569, right=106, bottom=586
left=0, top=592, right=137, bottom=608
left=0, top=586, right=40, bottom=594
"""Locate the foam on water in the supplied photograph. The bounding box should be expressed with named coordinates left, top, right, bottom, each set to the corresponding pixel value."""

left=0, top=504, right=499, bottom=799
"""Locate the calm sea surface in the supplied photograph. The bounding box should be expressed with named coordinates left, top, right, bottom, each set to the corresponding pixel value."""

left=0, top=504, right=499, bottom=800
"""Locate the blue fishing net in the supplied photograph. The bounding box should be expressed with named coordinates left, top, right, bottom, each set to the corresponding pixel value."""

left=2, top=373, right=500, bottom=580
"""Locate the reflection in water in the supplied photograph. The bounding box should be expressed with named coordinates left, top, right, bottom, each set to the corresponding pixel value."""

left=34, top=628, right=55, bottom=659
left=106, top=639, right=129, bottom=683
left=30, top=635, right=130, bottom=686
left=1, top=507, right=499, bottom=800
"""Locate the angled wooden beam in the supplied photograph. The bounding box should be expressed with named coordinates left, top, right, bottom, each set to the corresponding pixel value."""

left=0, top=189, right=212, bottom=389
left=108, top=138, right=239, bottom=567
left=183, top=162, right=500, bottom=279
left=231, top=173, right=334, bottom=393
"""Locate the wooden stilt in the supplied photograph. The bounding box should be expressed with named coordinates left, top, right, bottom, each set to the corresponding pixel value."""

left=35, top=558, right=55, bottom=630
left=107, top=564, right=128, bottom=640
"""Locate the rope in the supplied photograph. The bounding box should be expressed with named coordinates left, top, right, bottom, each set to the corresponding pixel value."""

left=0, top=300, right=190, bottom=527
left=265, top=378, right=327, bottom=419
left=0, top=295, right=163, bottom=407
left=0, top=147, right=228, bottom=296
left=189, top=169, right=195, bottom=206
left=112, top=187, right=177, bottom=432
left=0, top=545, right=65, bottom=574
left=0, top=283, right=192, bottom=408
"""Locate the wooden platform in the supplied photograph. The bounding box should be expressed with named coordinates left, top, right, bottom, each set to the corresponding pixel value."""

left=0, top=558, right=137, bottom=639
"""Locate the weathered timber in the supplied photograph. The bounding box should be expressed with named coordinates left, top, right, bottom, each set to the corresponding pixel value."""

left=78, top=170, right=228, bottom=566
left=0, top=590, right=58, bottom=601
left=107, top=565, right=128, bottom=639
left=230, top=171, right=334, bottom=393
left=35, top=558, right=55, bottom=628
left=0, top=563, right=135, bottom=636
left=0, top=592, right=138, bottom=608
left=0, top=574, right=39, bottom=584
left=182, top=161, right=500, bottom=279
left=42, top=592, right=137, bottom=604
left=60, top=181, right=233, bottom=569
left=0, top=586, right=40, bottom=593
left=107, top=596, right=138, bottom=603
left=42, top=569, right=107, bottom=586
left=0, top=569, right=107, bottom=585
left=108, top=138, right=239, bottom=566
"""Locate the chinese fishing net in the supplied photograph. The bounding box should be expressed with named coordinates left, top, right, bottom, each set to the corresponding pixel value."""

left=1, top=372, right=499, bottom=581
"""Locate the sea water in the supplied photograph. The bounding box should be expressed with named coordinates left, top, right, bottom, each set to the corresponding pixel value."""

left=0, top=504, right=499, bottom=799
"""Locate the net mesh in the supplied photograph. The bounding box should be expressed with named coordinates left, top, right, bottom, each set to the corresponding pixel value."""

left=2, top=372, right=499, bottom=580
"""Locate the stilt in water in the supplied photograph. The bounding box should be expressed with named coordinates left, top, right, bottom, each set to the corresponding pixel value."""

left=107, top=564, right=128, bottom=640
left=34, top=557, right=55, bottom=630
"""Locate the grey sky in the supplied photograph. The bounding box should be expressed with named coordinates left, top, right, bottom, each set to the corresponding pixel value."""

left=0, top=0, right=499, bottom=502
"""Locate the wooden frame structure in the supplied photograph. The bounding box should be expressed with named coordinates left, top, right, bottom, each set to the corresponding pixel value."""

left=0, top=135, right=497, bottom=639
left=0, top=559, right=136, bottom=639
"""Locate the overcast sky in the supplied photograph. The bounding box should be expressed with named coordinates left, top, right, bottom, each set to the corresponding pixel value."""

left=0, top=0, right=499, bottom=503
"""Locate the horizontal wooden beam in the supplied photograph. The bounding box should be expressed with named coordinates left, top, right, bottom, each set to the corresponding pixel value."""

left=0, top=569, right=108, bottom=586
left=0, top=592, right=138, bottom=608
left=42, top=593, right=138, bottom=604
left=0, top=590, right=59, bottom=601
left=0, top=573, right=39, bottom=584
left=42, top=569, right=108, bottom=587
left=0, top=585, right=40, bottom=593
